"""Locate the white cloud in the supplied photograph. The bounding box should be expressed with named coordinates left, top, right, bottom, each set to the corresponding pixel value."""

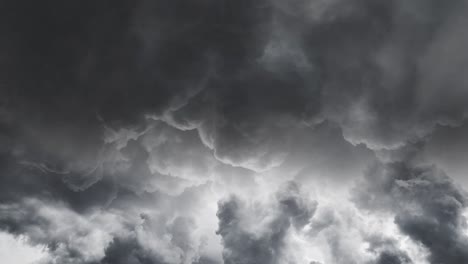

left=0, top=232, right=49, bottom=264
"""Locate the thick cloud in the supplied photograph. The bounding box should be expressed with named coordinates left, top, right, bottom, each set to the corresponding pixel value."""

left=365, top=236, right=413, bottom=264
left=3, top=0, right=468, bottom=173
left=216, top=182, right=317, bottom=264
left=1, top=0, right=468, bottom=263
left=0, top=0, right=467, bottom=185
left=0, top=196, right=210, bottom=264
left=101, top=236, right=160, bottom=264
left=353, top=160, right=468, bottom=264
left=375, top=251, right=411, bottom=264
left=0, top=198, right=123, bottom=263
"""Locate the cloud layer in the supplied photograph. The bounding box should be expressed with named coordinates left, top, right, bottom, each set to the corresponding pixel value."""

left=1, top=0, right=468, bottom=263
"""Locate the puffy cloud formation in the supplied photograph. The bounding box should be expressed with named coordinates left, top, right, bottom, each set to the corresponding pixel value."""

left=354, top=161, right=468, bottom=264
left=1, top=0, right=468, bottom=263
left=216, top=182, right=317, bottom=264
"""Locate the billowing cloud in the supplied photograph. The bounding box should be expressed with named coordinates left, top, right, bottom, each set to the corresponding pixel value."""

left=1, top=0, right=468, bottom=263
left=353, top=160, right=468, bottom=264
left=216, top=182, right=317, bottom=264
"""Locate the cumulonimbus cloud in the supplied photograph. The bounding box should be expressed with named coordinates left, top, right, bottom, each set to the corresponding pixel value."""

left=1, top=0, right=468, bottom=263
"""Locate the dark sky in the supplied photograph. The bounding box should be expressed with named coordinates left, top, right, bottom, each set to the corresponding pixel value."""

left=1, top=1, right=468, bottom=264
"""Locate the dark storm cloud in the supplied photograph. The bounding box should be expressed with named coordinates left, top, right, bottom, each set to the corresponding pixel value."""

left=216, top=181, right=316, bottom=264
left=101, top=236, right=160, bottom=264
left=1, top=0, right=468, bottom=175
left=1, top=0, right=468, bottom=263
left=0, top=0, right=273, bottom=125
left=157, top=0, right=468, bottom=170
left=353, top=160, right=468, bottom=264
left=375, top=251, right=411, bottom=264
left=0, top=121, right=116, bottom=212
left=216, top=196, right=287, bottom=264
left=364, top=235, right=413, bottom=264
left=0, top=119, right=217, bottom=262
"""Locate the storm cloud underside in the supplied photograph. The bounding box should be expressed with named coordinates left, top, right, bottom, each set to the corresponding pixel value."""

left=1, top=0, right=468, bottom=263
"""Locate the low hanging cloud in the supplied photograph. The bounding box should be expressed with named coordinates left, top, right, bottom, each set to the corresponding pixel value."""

left=1, top=0, right=468, bottom=263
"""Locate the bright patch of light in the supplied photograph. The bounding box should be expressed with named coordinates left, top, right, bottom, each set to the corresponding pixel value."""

left=288, top=229, right=325, bottom=264
left=356, top=210, right=430, bottom=264
left=463, top=209, right=468, bottom=237
left=0, top=232, right=49, bottom=264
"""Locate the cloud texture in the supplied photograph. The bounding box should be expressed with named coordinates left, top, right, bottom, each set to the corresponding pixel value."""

left=1, top=0, right=468, bottom=263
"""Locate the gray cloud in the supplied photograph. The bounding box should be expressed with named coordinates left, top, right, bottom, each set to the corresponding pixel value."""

left=375, top=251, right=411, bottom=264
left=1, top=0, right=468, bottom=176
left=353, top=160, right=468, bottom=264
left=1, top=0, right=468, bottom=263
left=364, top=235, right=413, bottom=264
left=216, top=182, right=316, bottom=264
left=101, top=236, right=161, bottom=264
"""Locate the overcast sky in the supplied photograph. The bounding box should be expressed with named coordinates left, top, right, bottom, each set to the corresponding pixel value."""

left=1, top=1, right=468, bottom=264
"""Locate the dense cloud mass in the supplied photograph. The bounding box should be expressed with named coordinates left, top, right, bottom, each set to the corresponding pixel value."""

left=216, top=182, right=317, bottom=264
left=354, top=161, right=468, bottom=264
left=1, top=0, right=468, bottom=263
